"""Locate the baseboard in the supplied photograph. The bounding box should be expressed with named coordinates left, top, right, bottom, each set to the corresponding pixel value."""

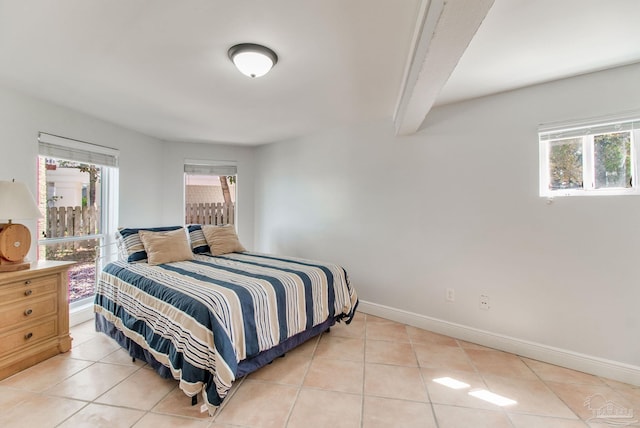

left=69, top=303, right=94, bottom=327
left=358, top=300, right=640, bottom=386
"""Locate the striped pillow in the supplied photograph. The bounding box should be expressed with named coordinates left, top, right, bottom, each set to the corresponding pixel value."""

left=117, top=226, right=182, bottom=263
left=187, top=224, right=210, bottom=254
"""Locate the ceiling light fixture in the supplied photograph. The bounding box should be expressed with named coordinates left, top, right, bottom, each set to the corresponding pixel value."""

left=228, top=43, right=278, bottom=78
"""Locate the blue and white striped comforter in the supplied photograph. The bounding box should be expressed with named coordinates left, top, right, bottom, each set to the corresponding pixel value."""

left=94, top=252, right=358, bottom=409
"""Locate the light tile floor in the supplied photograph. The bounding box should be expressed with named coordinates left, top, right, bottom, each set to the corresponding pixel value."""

left=1, top=314, right=638, bottom=427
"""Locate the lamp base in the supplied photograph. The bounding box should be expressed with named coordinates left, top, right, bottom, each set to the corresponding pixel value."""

left=0, top=258, right=31, bottom=272
left=0, top=223, right=32, bottom=272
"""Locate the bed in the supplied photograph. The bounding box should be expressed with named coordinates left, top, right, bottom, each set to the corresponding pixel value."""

left=93, top=224, right=358, bottom=413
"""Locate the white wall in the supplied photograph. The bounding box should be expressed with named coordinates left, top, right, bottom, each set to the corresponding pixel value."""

left=160, top=142, right=255, bottom=250
left=0, top=85, right=166, bottom=260
left=254, top=63, right=640, bottom=370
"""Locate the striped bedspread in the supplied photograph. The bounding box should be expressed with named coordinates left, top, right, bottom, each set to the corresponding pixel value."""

left=94, top=252, right=358, bottom=409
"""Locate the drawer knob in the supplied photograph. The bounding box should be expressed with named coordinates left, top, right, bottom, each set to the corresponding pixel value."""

left=24, top=332, right=33, bottom=340
left=24, top=308, right=33, bottom=316
left=24, top=280, right=32, bottom=285
left=24, top=289, right=33, bottom=296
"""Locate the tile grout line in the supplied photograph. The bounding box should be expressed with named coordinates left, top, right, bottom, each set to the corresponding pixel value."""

left=53, top=351, right=149, bottom=427
left=456, top=341, right=517, bottom=426
left=48, top=357, right=102, bottom=427
left=281, top=331, right=321, bottom=427
left=86, top=332, right=214, bottom=424
left=410, top=325, right=441, bottom=428
left=359, top=313, right=368, bottom=428
left=41, top=339, right=126, bottom=426
left=49, top=330, right=180, bottom=427
left=516, top=355, right=584, bottom=423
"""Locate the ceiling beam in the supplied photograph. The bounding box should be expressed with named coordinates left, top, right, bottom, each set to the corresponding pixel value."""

left=393, top=0, right=494, bottom=136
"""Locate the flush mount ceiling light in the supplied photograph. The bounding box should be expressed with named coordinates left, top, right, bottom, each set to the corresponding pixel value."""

left=228, top=43, right=278, bottom=78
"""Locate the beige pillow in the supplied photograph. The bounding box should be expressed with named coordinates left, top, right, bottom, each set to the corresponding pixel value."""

left=202, top=225, right=246, bottom=256
left=138, top=228, right=194, bottom=265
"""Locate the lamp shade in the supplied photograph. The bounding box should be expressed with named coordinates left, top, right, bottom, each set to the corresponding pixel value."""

left=228, top=43, right=278, bottom=78
left=0, top=180, right=43, bottom=221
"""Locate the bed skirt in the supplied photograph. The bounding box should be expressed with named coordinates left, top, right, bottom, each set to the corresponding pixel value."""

left=95, top=312, right=338, bottom=388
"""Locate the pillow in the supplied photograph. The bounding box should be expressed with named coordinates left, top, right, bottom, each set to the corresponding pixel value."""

left=115, top=232, right=129, bottom=261
left=117, top=226, right=182, bottom=263
left=202, top=225, right=246, bottom=256
left=187, top=224, right=210, bottom=254
left=138, top=228, right=194, bottom=265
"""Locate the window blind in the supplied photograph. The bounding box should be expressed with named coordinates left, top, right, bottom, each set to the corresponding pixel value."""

left=38, top=132, right=119, bottom=167
left=539, top=113, right=640, bottom=141
left=184, top=160, right=237, bottom=176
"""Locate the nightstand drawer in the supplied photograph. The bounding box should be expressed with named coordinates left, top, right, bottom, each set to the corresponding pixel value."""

left=0, top=317, right=57, bottom=355
left=0, top=274, right=57, bottom=303
left=0, top=294, right=57, bottom=329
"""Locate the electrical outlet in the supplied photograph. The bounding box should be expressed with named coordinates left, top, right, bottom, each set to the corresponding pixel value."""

left=446, top=288, right=455, bottom=302
left=479, top=295, right=490, bottom=310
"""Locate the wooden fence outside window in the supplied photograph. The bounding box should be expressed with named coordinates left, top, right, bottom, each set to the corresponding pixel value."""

left=45, top=206, right=99, bottom=239
left=185, top=202, right=235, bottom=225
left=44, top=202, right=234, bottom=240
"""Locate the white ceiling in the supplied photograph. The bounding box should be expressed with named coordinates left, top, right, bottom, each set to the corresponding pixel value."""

left=0, top=0, right=639, bottom=145
left=437, top=0, right=640, bottom=105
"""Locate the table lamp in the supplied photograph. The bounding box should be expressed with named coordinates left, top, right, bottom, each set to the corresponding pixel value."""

left=0, top=179, right=43, bottom=272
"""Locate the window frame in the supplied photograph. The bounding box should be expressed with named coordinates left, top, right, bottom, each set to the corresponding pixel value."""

left=539, top=114, right=640, bottom=197
left=37, top=133, right=119, bottom=308
left=184, top=159, right=238, bottom=227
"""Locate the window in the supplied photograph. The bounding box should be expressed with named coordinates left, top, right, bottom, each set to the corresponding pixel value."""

left=184, top=160, right=237, bottom=226
left=539, top=114, right=640, bottom=197
left=37, top=133, right=119, bottom=308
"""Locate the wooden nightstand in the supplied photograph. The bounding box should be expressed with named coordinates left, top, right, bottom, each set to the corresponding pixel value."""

left=0, top=261, right=74, bottom=380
